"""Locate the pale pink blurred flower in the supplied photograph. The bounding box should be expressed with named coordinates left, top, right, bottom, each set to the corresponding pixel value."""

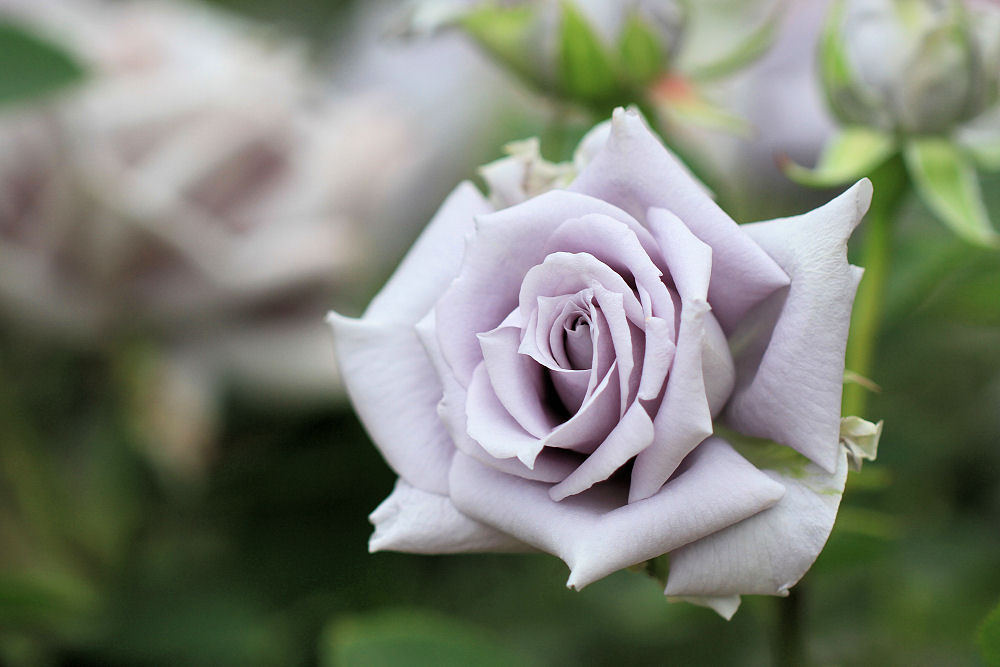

left=0, top=0, right=433, bottom=472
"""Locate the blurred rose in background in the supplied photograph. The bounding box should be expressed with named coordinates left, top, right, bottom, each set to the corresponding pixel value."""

left=0, top=0, right=519, bottom=473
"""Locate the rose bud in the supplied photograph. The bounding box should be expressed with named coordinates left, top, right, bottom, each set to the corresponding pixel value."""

left=821, top=0, right=1000, bottom=135
left=412, top=0, right=686, bottom=106
left=329, top=108, right=873, bottom=618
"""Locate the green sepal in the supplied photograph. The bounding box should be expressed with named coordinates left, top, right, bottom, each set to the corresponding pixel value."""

left=0, top=20, right=86, bottom=106
left=782, top=126, right=897, bottom=188
left=904, top=137, right=1000, bottom=248
left=687, top=0, right=786, bottom=83
left=627, top=554, right=670, bottom=588
left=980, top=599, right=1000, bottom=667
left=618, top=9, right=665, bottom=86
left=558, top=0, right=618, bottom=103
left=457, top=4, right=544, bottom=89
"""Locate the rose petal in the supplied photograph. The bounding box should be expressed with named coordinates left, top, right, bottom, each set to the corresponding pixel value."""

left=448, top=437, right=785, bottom=590
left=664, top=447, right=849, bottom=600
left=543, top=214, right=674, bottom=323
left=548, top=401, right=655, bottom=501
left=629, top=208, right=718, bottom=502
left=542, top=361, right=620, bottom=454
left=478, top=325, right=561, bottom=437
left=366, top=181, right=492, bottom=324
left=416, top=312, right=579, bottom=484
left=435, top=190, right=637, bottom=383
left=370, top=478, right=526, bottom=553
left=550, top=367, right=591, bottom=415
left=327, top=313, right=452, bottom=494
left=569, top=108, right=789, bottom=330
left=723, top=180, right=872, bottom=472
left=465, top=361, right=546, bottom=468
left=667, top=595, right=742, bottom=621
left=518, top=252, right=644, bottom=325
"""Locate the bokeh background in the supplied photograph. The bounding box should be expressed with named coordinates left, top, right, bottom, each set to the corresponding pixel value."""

left=1, top=0, right=999, bottom=665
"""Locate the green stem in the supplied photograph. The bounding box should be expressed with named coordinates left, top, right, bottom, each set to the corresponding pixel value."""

left=776, top=587, right=804, bottom=667
left=843, top=155, right=908, bottom=418
left=0, top=354, right=73, bottom=569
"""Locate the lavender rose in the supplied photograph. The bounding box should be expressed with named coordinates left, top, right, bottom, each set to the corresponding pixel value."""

left=329, top=108, right=872, bottom=618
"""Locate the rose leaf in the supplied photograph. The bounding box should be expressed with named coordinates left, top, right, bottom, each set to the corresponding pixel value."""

left=903, top=137, right=1000, bottom=248
left=781, top=126, right=896, bottom=188
left=0, top=20, right=86, bottom=106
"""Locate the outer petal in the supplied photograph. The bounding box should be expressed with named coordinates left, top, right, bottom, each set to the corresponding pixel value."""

left=370, top=478, right=526, bottom=554
left=328, top=314, right=453, bottom=494
left=723, top=180, right=872, bottom=472
left=569, top=108, right=789, bottom=331
left=668, top=595, right=742, bottom=621
left=366, top=181, right=492, bottom=323
left=664, top=447, right=849, bottom=602
left=448, top=438, right=785, bottom=590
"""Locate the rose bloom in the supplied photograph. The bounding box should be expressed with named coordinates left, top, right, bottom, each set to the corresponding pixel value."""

left=329, top=109, right=872, bottom=617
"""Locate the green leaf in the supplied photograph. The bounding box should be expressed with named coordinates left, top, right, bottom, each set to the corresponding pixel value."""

left=558, top=1, right=618, bottom=102
left=980, top=600, right=1000, bottom=666
left=0, top=571, right=99, bottom=634
left=904, top=137, right=1000, bottom=248
left=661, top=93, right=752, bottom=137
left=458, top=5, right=543, bottom=88
left=686, top=1, right=785, bottom=82
left=964, top=135, right=1000, bottom=172
left=321, top=609, right=532, bottom=667
left=0, top=21, right=85, bottom=106
left=783, top=126, right=897, bottom=187
left=618, top=10, right=664, bottom=85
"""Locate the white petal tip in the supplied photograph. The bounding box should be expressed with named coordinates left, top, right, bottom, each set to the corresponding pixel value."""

left=325, top=310, right=355, bottom=330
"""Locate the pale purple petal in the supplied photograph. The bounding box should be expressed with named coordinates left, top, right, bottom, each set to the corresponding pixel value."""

left=668, top=595, right=742, bottom=621
left=465, top=361, right=546, bottom=468
left=569, top=108, right=789, bottom=330
left=542, top=362, right=620, bottom=453
left=448, top=438, right=785, bottom=590
left=543, top=214, right=674, bottom=321
left=366, top=181, right=492, bottom=323
left=416, top=312, right=578, bottom=483
left=478, top=325, right=560, bottom=437
left=629, top=208, right=718, bottom=502
left=636, top=316, right=676, bottom=402
left=665, top=448, right=849, bottom=598
left=548, top=401, right=655, bottom=501
left=723, top=180, right=872, bottom=472
left=327, top=313, right=452, bottom=494
left=435, top=190, right=636, bottom=383
left=518, top=252, right=644, bottom=325
left=550, top=367, right=591, bottom=415
left=370, top=478, right=527, bottom=554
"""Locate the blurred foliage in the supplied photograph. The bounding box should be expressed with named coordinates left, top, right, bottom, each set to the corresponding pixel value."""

left=322, top=609, right=535, bottom=667
left=0, top=20, right=85, bottom=105
left=982, top=600, right=1000, bottom=666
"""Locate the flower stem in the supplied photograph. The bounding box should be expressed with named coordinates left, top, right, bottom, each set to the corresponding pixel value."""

left=776, top=586, right=804, bottom=667
left=843, top=155, right=908, bottom=418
